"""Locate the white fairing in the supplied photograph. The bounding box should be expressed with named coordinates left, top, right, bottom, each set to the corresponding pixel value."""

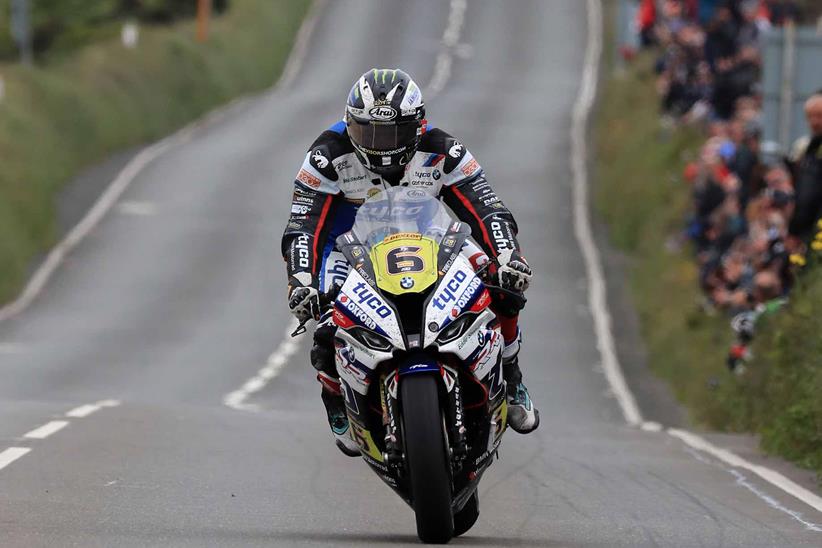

left=321, top=250, right=350, bottom=292
left=335, top=332, right=393, bottom=397
left=338, top=270, right=403, bottom=345
left=334, top=270, right=402, bottom=397
left=436, top=309, right=501, bottom=382
left=423, top=254, right=482, bottom=348
left=335, top=250, right=502, bottom=399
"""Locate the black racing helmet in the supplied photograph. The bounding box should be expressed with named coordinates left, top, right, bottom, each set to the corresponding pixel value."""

left=345, top=68, right=425, bottom=176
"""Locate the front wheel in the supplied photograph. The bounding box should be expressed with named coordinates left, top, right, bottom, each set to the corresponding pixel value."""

left=453, top=490, right=479, bottom=537
left=401, top=374, right=454, bottom=544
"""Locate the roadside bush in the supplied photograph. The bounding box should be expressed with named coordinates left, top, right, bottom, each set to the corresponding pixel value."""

left=0, top=0, right=310, bottom=302
left=0, top=0, right=230, bottom=61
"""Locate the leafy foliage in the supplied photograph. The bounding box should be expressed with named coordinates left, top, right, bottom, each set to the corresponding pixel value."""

left=0, top=0, right=310, bottom=301
left=0, top=0, right=230, bottom=61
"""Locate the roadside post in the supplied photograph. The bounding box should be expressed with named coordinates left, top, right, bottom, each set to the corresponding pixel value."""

left=197, top=0, right=212, bottom=43
left=10, top=0, right=33, bottom=66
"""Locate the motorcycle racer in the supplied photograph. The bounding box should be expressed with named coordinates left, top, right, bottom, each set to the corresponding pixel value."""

left=281, top=68, right=539, bottom=455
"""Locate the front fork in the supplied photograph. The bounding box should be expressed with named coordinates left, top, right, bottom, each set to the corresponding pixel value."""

left=381, top=366, right=467, bottom=472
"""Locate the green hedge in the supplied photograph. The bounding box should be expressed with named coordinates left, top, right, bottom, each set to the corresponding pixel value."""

left=0, top=0, right=310, bottom=302
left=594, top=56, right=822, bottom=480
left=0, top=0, right=233, bottom=61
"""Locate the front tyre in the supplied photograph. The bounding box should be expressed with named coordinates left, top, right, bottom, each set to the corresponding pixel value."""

left=401, top=374, right=454, bottom=544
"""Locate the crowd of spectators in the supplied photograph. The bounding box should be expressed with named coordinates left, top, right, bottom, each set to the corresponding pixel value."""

left=631, top=0, right=822, bottom=372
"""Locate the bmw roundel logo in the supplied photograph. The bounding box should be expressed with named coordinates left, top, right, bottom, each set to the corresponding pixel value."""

left=432, top=169, right=441, bottom=180
left=400, top=277, right=415, bottom=289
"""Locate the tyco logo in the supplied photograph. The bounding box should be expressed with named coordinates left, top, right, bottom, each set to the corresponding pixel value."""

left=294, top=235, right=310, bottom=269
left=352, top=282, right=392, bottom=319
left=433, top=270, right=468, bottom=310
left=491, top=220, right=512, bottom=250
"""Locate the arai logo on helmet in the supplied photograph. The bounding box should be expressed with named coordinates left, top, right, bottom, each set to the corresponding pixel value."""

left=369, top=106, right=397, bottom=121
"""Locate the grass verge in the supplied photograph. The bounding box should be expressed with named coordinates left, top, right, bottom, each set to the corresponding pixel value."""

left=594, top=56, right=822, bottom=479
left=0, top=0, right=311, bottom=303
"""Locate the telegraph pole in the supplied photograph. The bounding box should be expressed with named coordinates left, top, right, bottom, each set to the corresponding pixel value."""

left=197, top=0, right=212, bottom=43
left=10, top=0, right=33, bottom=65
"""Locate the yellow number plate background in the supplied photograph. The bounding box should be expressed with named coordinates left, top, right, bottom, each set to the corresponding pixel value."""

left=369, top=233, right=439, bottom=295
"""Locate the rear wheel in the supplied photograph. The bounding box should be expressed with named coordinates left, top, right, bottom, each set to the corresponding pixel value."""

left=453, top=490, right=479, bottom=537
left=401, top=374, right=454, bottom=544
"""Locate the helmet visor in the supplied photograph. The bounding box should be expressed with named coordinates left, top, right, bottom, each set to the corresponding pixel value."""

left=347, top=119, right=420, bottom=153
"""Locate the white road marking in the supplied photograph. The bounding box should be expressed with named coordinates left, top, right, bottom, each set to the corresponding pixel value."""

left=0, top=400, right=120, bottom=474
left=730, top=469, right=822, bottom=532
left=65, top=399, right=121, bottom=418
left=426, top=0, right=467, bottom=99
left=0, top=343, right=25, bottom=354
left=223, top=318, right=301, bottom=411
left=23, top=420, right=69, bottom=440
left=0, top=447, right=31, bottom=471
left=278, top=0, right=328, bottom=91
left=65, top=404, right=101, bottom=418
left=577, top=0, right=822, bottom=519
left=0, top=132, right=191, bottom=324
left=116, top=200, right=157, bottom=216
left=0, top=0, right=328, bottom=325
left=640, top=421, right=663, bottom=432
left=572, top=0, right=643, bottom=427
left=669, top=429, right=822, bottom=515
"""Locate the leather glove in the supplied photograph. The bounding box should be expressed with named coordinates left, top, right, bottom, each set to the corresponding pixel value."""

left=288, top=274, right=320, bottom=321
left=497, top=249, right=532, bottom=293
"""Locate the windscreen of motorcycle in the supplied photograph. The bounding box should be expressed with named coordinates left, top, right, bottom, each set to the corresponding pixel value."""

left=351, top=187, right=452, bottom=250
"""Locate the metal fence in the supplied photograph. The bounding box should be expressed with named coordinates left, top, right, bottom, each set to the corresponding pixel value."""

left=761, top=25, right=822, bottom=150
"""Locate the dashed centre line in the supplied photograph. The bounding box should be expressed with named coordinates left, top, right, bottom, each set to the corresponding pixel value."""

left=0, top=399, right=121, bottom=474
left=65, top=399, right=119, bottom=418
left=0, top=447, right=31, bottom=471
left=23, top=420, right=69, bottom=440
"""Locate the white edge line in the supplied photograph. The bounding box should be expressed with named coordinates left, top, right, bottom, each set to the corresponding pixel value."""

left=577, top=0, right=822, bottom=518
left=0, top=447, right=31, bottom=471
left=0, top=0, right=327, bottom=324
left=23, top=420, right=69, bottom=440
left=426, top=0, right=467, bottom=99
left=277, top=0, right=327, bottom=92
left=669, top=429, right=822, bottom=515
left=572, top=0, right=642, bottom=426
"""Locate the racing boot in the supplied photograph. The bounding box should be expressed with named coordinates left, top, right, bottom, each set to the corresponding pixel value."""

left=502, top=332, right=539, bottom=433
left=320, top=387, right=360, bottom=457
left=312, top=314, right=360, bottom=457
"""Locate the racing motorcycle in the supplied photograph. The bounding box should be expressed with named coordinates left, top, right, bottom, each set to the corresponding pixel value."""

left=294, top=187, right=516, bottom=543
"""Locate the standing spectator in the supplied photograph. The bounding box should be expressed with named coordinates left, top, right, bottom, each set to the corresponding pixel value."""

left=765, top=0, right=803, bottom=25
left=788, top=92, right=822, bottom=239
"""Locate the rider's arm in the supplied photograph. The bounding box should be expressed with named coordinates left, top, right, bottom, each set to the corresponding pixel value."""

left=281, top=131, right=344, bottom=286
left=425, top=128, right=520, bottom=259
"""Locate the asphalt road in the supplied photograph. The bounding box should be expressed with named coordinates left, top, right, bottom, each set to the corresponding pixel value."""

left=1, top=1, right=820, bottom=546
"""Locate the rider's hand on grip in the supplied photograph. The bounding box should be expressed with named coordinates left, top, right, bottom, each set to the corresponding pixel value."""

left=288, top=275, right=321, bottom=321
left=497, top=249, right=532, bottom=293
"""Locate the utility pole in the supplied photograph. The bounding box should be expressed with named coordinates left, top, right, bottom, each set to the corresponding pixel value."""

left=10, top=0, right=33, bottom=65
left=197, top=0, right=212, bottom=43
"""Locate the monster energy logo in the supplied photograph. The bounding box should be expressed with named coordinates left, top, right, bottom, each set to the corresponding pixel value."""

left=372, top=69, right=398, bottom=85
